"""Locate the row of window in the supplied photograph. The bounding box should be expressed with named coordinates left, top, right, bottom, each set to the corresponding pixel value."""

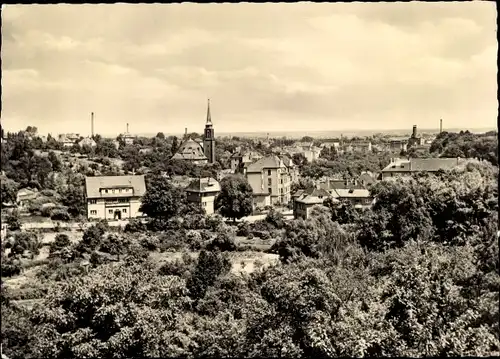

left=88, top=198, right=129, bottom=204
left=100, top=188, right=132, bottom=194
left=89, top=208, right=128, bottom=215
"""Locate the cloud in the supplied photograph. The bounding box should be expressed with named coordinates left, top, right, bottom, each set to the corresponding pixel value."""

left=1, top=3, right=497, bottom=136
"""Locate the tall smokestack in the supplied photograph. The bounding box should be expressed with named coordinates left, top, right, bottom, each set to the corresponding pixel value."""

left=440, top=119, right=443, bottom=134
left=91, top=112, right=94, bottom=138
left=185, top=128, right=188, bottom=138
left=126, top=123, right=129, bottom=134
left=412, top=125, right=417, bottom=138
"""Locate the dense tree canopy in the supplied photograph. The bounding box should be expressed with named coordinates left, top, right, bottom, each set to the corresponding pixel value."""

left=215, top=175, right=253, bottom=221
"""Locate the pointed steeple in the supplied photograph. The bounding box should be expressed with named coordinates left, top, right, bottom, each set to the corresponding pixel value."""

left=206, top=98, right=212, bottom=125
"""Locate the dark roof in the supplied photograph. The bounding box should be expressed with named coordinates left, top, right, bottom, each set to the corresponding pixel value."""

left=185, top=177, right=221, bottom=193
left=85, top=175, right=146, bottom=198
left=246, top=155, right=285, bottom=172
left=295, top=187, right=332, bottom=204
left=171, top=138, right=208, bottom=161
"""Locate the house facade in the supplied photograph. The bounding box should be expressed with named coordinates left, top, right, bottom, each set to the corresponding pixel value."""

left=246, top=156, right=292, bottom=205
left=388, top=138, right=408, bottom=152
left=293, top=187, right=332, bottom=219
left=85, top=175, right=146, bottom=220
left=58, top=133, right=80, bottom=148
left=185, top=177, right=221, bottom=215
left=330, top=188, right=373, bottom=209
left=79, top=137, right=97, bottom=148
left=231, top=151, right=262, bottom=173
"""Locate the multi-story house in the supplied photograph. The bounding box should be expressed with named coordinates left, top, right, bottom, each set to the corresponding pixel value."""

left=293, top=187, right=331, bottom=219
left=280, top=155, right=299, bottom=183
left=246, top=155, right=292, bottom=205
left=85, top=175, right=146, bottom=220
left=330, top=188, right=373, bottom=209
left=380, top=157, right=467, bottom=179
left=185, top=177, right=221, bottom=215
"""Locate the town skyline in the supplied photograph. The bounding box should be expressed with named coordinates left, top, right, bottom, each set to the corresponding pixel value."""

left=2, top=2, right=497, bottom=135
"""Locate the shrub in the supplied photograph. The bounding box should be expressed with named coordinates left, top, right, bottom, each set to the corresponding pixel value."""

left=237, top=221, right=251, bottom=237
left=247, top=233, right=254, bottom=240
left=51, top=209, right=71, bottom=221
left=158, top=230, right=186, bottom=252
left=49, top=233, right=71, bottom=254
left=1, top=258, right=22, bottom=277
left=186, top=230, right=203, bottom=251
left=124, top=218, right=147, bottom=233
left=140, top=235, right=160, bottom=251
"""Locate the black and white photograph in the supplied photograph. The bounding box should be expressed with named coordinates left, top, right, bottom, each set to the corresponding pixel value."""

left=1, top=2, right=498, bottom=358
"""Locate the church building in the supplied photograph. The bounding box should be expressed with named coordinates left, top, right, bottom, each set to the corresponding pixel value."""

left=171, top=99, right=216, bottom=165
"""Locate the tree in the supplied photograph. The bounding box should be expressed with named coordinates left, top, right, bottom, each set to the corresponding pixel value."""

left=156, top=132, right=165, bottom=140
left=61, top=184, right=86, bottom=218
left=49, top=234, right=71, bottom=254
left=140, top=175, right=184, bottom=220
left=301, top=136, right=314, bottom=142
left=1, top=177, right=20, bottom=204
left=215, top=175, right=253, bottom=221
left=171, top=136, right=179, bottom=154
left=47, top=151, right=63, bottom=172
left=292, top=153, right=308, bottom=167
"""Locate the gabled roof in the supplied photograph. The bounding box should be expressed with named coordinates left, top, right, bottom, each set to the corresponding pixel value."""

left=295, top=187, right=332, bottom=204
left=331, top=188, right=371, bottom=199
left=246, top=155, right=285, bottom=173
left=171, top=138, right=208, bottom=161
left=185, top=177, right=221, bottom=193
left=280, top=155, right=295, bottom=168
left=85, top=175, right=146, bottom=198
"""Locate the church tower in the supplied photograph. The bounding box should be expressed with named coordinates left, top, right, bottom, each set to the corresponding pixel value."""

left=203, top=99, right=216, bottom=164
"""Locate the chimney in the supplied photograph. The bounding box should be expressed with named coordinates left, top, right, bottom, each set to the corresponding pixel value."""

left=126, top=123, right=129, bottom=134
left=91, top=112, right=94, bottom=138
left=185, top=128, right=188, bottom=138
left=440, top=119, right=443, bottom=134
left=412, top=125, right=417, bottom=138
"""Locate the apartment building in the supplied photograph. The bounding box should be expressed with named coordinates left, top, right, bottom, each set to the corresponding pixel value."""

left=293, top=187, right=331, bottom=219
left=85, top=175, right=146, bottom=220
left=246, top=155, right=292, bottom=205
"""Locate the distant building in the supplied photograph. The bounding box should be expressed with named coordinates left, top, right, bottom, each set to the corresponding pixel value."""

left=343, top=141, right=372, bottom=153
left=407, top=125, right=425, bottom=149
left=78, top=137, right=97, bottom=148
left=203, top=99, right=216, bottom=164
left=252, top=193, right=272, bottom=210
left=185, top=177, right=221, bottom=215
left=380, top=157, right=467, bottom=179
left=330, top=188, right=373, bottom=209
left=358, top=171, right=377, bottom=188
left=388, top=137, right=408, bottom=152
left=139, top=147, right=154, bottom=155
left=16, top=188, right=37, bottom=209
left=246, top=155, right=292, bottom=205
left=293, top=186, right=332, bottom=219
left=231, top=151, right=262, bottom=173
left=171, top=138, right=209, bottom=165
left=58, top=133, right=80, bottom=148
left=85, top=175, right=146, bottom=220
left=302, top=143, right=322, bottom=163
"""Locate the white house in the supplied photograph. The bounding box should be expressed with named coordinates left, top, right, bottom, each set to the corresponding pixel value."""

left=185, top=177, right=221, bottom=215
left=85, top=175, right=146, bottom=220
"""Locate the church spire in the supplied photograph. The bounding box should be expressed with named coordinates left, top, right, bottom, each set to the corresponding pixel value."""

left=206, top=98, right=212, bottom=124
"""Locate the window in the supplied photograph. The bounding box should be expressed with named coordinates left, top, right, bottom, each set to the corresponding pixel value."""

left=202, top=202, right=206, bottom=207
left=109, top=209, right=113, bottom=214
left=89, top=199, right=97, bottom=204
left=268, top=170, right=271, bottom=176
left=268, top=178, right=272, bottom=186
left=122, top=209, right=127, bottom=213
left=105, top=189, right=108, bottom=193
left=90, top=210, right=97, bottom=215
left=268, top=187, right=272, bottom=194
left=119, top=198, right=128, bottom=203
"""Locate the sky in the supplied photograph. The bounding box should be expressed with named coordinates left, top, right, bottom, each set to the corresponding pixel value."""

left=1, top=2, right=498, bottom=136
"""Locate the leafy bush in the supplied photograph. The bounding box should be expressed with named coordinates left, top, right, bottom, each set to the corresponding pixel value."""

left=124, top=218, right=147, bottom=233
left=237, top=221, right=251, bottom=237
left=186, top=230, right=203, bottom=251
left=50, top=209, right=71, bottom=221
left=1, top=258, right=22, bottom=277
left=140, top=235, right=160, bottom=251
left=49, top=233, right=71, bottom=254
left=158, top=230, right=186, bottom=252
left=247, top=233, right=254, bottom=240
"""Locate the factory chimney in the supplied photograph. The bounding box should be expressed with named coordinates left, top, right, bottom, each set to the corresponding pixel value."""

left=185, top=128, right=188, bottom=139
left=440, top=119, right=443, bottom=134
left=91, top=112, right=94, bottom=138
left=412, top=125, right=417, bottom=138
left=126, top=123, right=129, bottom=134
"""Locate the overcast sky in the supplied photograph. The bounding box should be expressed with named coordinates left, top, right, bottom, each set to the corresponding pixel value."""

left=1, top=2, right=497, bottom=136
